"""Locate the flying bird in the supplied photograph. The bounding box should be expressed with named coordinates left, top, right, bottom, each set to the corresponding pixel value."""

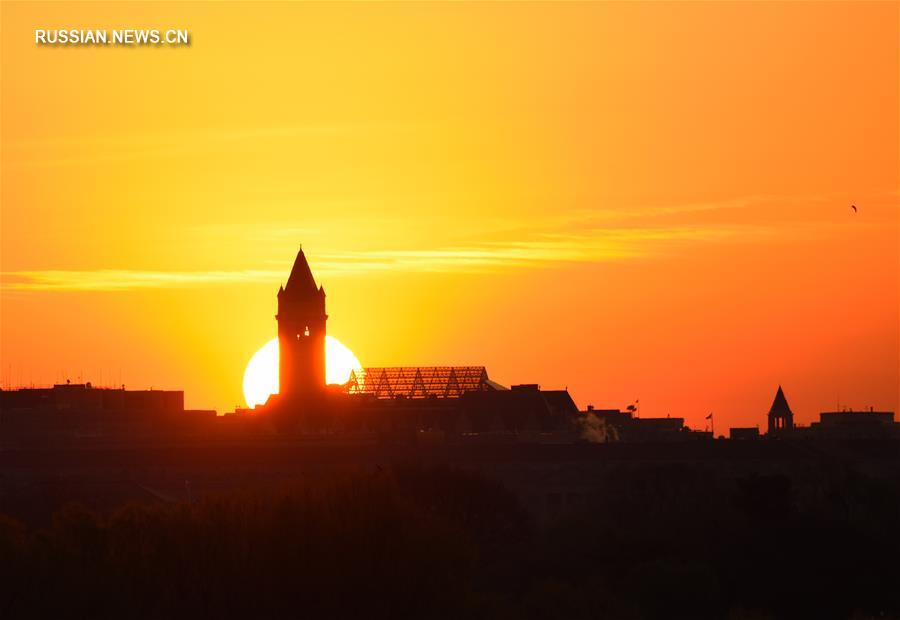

left=850, top=205, right=857, bottom=213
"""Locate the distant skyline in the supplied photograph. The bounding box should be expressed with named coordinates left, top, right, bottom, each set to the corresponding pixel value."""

left=1, top=1, right=897, bottom=428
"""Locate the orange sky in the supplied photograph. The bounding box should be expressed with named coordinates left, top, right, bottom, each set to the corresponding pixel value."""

left=1, top=1, right=898, bottom=429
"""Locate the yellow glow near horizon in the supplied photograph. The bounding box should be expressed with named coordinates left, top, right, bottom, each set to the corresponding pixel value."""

left=242, top=336, right=362, bottom=408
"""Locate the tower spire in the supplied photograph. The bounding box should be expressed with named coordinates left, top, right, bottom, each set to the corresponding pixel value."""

left=767, top=385, right=794, bottom=435
left=284, top=248, right=319, bottom=296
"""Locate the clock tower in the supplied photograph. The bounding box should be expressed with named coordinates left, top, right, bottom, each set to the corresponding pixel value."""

left=277, top=248, right=327, bottom=402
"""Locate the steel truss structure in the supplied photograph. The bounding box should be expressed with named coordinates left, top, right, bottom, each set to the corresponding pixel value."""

left=345, top=366, right=492, bottom=399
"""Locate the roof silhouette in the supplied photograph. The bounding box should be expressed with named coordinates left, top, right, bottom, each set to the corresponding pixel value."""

left=768, top=385, right=793, bottom=417
left=284, top=248, right=320, bottom=296
left=346, top=367, right=494, bottom=399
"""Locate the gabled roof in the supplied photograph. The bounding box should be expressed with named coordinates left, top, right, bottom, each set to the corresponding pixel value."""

left=283, top=248, right=320, bottom=296
left=768, top=385, right=793, bottom=417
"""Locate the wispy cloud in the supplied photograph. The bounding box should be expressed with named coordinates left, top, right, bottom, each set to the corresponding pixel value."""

left=1, top=270, right=285, bottom=292
left=9, top=190, right=828, bottom=292
left=314, top=225, right=759, bottom=274
left=1, top=223, right=765, bottom=292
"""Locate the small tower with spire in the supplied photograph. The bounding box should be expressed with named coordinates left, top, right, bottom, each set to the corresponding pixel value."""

left=767, top=385, right=794, bottom=435
left=277, top=248, right=327, bottom=402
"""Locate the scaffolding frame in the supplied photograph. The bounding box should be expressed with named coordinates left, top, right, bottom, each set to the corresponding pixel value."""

left=345, top=366, right=491, bottom=399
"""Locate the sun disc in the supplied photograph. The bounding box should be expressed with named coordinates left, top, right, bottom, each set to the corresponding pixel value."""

left=242, top=336, right=362, bottom=408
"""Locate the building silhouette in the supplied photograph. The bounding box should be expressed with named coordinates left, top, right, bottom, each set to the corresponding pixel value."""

left=767, top=385, right=794, bottom=435
left=260, top=247, right=584, bottom=436
left=805, top=408, right=899, bottom=439
left=277, top=248, right=327, bottom=403
left=346, top=367, right=499, bottom=399
left=0, top=382, right=214, bottom=445
left=729, top=427, right=761, bottom=440
left=3, top=248, right=896, bottom=446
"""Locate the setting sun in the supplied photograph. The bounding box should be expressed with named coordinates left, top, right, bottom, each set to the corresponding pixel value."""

left=1, top=1, right=896, bottom=428
left=242, top=336, right=362, bottom=408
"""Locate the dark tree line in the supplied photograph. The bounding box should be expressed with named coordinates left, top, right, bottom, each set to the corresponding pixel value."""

left=1, top=465, right=898, bottom=619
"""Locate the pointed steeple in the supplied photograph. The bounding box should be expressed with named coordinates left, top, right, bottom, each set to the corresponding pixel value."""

left=768, top=385, right=793, bottom=417
left=283, top=248, right=319, bottom=296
